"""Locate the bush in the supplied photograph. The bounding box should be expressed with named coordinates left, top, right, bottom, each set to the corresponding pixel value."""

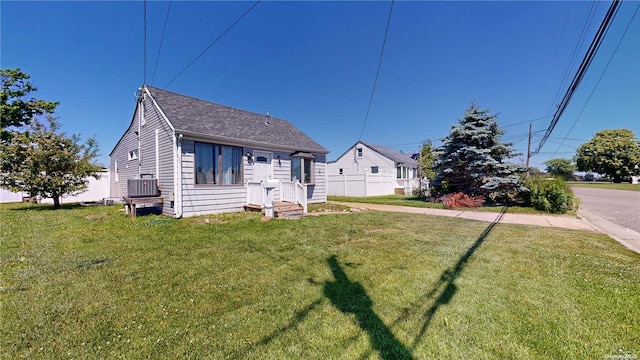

left=522, top=176, right=575, bottom=214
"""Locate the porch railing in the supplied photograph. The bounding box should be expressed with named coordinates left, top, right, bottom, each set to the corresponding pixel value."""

left=246, top=181, right=265, bottom=207
left=246, top=180, right=307, bottom=214
left=281, top=181, right=307, bottom=214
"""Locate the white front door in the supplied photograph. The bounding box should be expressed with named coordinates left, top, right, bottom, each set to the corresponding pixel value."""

left=253, top=151, right=272, bottom=182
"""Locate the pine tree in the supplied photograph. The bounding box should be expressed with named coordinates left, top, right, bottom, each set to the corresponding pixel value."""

left=433, top=103, right=525, bottom=201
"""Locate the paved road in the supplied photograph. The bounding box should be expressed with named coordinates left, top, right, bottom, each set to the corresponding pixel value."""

left=572, top=187, right=640, bottom=233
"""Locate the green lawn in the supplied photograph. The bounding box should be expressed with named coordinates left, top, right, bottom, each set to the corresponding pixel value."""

left=328, top=195, right=545, bottom=214
left=568, top=182, right=640, bottom=192
left=1, top=203, right=638, bottom=359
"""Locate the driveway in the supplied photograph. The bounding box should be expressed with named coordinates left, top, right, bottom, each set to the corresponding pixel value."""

left=571, top=187, right=640, bottom=233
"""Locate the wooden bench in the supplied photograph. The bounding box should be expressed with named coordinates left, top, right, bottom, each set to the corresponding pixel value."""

left=123, top=197, right=163, bottom=218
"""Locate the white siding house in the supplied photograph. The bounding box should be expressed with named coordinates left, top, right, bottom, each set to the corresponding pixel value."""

left=109, top=86, right=328, bottom=218
left=327, top=141, right=418, bottom=196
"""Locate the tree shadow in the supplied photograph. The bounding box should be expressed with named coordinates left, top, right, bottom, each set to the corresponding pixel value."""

left=323, top=255, right=414, bottom=360
left=408, top=206, right=507, bottom=348
left=8, top=202, right=87, bottom=211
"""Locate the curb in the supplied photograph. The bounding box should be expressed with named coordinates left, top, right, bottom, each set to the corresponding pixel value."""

left=577, top=209, right=640, bottom=254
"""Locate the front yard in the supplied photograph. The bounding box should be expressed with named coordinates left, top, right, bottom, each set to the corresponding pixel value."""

left=1, top=203, right=638, bottom=359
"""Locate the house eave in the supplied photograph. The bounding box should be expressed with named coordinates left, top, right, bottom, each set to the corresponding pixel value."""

left=175, top=129, right=329, bottom=155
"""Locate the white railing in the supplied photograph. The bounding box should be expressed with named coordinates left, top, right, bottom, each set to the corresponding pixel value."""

left=281, top=181, right=307, bottom=213
left=246, top=181, right=265, bottom=206
left=246, top=180, right=307, bottom=214
left=296, top=182, right=307, bottom=214
left=281, top=181, right=296, bottom=203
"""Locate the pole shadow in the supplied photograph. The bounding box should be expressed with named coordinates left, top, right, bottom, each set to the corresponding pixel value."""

left=323, top=255, right=414, bottom=360
left=409, top=207, right=507, bottom=348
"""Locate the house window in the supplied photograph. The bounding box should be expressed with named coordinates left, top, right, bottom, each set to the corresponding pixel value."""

left=357, top=147, right=363, bottom=157
left=371, top=166, right=379, bottom=174
left=195, top=142, right=243, bottom=185
left=256, top=156, right=269, bottom=163
left=339, top=168, right=343, bottom=175
left=397, top=166, right=408, bottom=179
left=291, top=158, right=314, bottom=184
left=114, top=161, right=119, bottom=182
left=128, top=149, right=139, bottom=160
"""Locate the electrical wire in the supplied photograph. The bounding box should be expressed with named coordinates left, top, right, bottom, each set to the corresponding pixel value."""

left=532, top=0, right=621, bottom=156
left=144, top=0, right=147, bottom=84
left=501, top=115, right=553, bottom=128
left=163, top=0, right=261, bottom=89
left=358, top=0, right=395, bottom=141
left=151, top=0, right=172, bottom=86
left=550, top=1, right=638, bottom=158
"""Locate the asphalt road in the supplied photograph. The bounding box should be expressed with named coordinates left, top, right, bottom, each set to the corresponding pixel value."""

left=572, top=187, right=640, bottom=233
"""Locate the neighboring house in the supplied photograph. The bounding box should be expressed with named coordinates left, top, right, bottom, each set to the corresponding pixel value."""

left=109, top=85, right=328, bottom=218
left=1, top=168, right=110, bottom=204
left=327, top=141, right=418, bottom=197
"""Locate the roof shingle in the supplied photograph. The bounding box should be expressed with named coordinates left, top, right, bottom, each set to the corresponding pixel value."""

left=146, top=86, right=328, bottom=154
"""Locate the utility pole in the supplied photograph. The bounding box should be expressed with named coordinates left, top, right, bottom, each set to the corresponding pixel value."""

left=526, top=122, right=532, bottom=171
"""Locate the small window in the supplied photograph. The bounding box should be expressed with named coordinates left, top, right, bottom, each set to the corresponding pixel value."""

left=128, top=149, right=139, bottom=160
left=256, top=156, right=269, bottom=163
left=339, top=168, right=343, bottom=175
left=114, top=161, right=119, bottom=182
left=371, top=166, right=379, bottom=174
left=357, top=147, right=363, bottom=157
left=291, top=158, right=315, bottom=184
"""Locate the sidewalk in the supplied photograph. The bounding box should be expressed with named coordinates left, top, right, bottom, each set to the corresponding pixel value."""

left=330, top=201, right=640, bottom=254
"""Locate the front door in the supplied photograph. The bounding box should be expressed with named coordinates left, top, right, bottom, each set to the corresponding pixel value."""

left=253, top=151, right=272, bottom=182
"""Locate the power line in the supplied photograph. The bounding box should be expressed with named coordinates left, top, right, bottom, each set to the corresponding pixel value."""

left=501, top=115, right=553, bottom=128
left=550, top=1, right=639, bottom=158
left=358, top=0, right=395, bottom=141
left=144, top=0, right=147, bottom=84
left=545, top=1, right=599, bottom=120
left=163, top=0, right=261, bottom=89
left=151, top=0, right=172, bottom=86
left=532, top=0, right=621, bottom=156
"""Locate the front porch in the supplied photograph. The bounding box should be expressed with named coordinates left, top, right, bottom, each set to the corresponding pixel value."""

left=245, top=180, right=308, bottom=217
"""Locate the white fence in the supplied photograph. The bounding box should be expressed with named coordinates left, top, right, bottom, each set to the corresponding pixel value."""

left=328, top=173, right=393, bottom=197
left=0, top=170, right=110, bottom=204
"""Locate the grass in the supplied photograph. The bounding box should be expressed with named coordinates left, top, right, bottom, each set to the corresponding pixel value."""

left=2, top=202, right=639, bottom=359
left=568, top=182, right=640, bottom=192
left=328, top=195, right=546, bottom=214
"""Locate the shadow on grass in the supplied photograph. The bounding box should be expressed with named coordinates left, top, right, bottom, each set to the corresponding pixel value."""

left=8, top=202, right=88, bottom=211
left=403, top=206, right=508, bottom=349
left=324, top=255, right=414, bottom=360
left=256, top=298, right=324, bottom=346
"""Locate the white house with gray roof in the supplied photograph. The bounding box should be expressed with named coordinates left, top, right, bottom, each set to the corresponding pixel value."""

left=109, top=85, right=328, bottom=218
left=327, top=141, right=418, bottom=196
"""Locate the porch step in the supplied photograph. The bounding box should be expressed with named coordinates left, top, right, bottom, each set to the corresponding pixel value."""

left=244, top=202, right=303, bottom=218
left=274, top=201, right=303, bottom=218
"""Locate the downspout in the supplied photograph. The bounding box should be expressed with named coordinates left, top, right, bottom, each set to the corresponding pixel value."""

left=173, top=133, right=183, bottom=218
left=137, top=90, right=143, bottom=177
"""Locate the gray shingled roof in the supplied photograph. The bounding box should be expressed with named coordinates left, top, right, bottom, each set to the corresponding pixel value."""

left=146, top=86, right=328, bottom=154
left=361, top=141, right=418, bottom=166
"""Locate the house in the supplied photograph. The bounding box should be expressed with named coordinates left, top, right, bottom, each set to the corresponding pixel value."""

left=109, top=85, right=328, bottom=218
left=327, top=141, right=418, bottom=197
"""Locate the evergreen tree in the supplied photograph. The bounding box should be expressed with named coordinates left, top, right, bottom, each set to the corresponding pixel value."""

left=433, top=103, right=525, bottom=201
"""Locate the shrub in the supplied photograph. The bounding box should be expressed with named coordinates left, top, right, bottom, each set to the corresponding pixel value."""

left=522, top=176, right=575, bottom=214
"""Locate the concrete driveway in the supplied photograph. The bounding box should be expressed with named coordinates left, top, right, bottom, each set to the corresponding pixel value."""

left=572, top=187, right=640, bottom=233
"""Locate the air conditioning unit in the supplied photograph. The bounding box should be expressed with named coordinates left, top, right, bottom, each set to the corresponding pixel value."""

left=127, top=178, right=158, bottom=198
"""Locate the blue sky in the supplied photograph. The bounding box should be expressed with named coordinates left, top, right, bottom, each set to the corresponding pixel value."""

left=2, top=1, right=639, bottom=171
